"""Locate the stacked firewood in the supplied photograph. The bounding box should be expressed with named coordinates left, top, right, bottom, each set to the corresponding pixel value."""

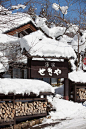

left=15, top=101, right=47, bottom=116
left=0, top=102, right=14, bottom=123
left=78, top=88, right=86, bottom=100
left=0, top=101, right=47, bottom=123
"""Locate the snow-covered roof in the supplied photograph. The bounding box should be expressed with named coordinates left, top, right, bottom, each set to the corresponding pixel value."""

left=68, top=70, right=86, bottom=83
left=0, top=34, right=20, bottom=44
left=20, top=30, right=76, bottom=59
left=0, top=78, right=54, bottom=95
left=0, top=12, right=36, bottom=34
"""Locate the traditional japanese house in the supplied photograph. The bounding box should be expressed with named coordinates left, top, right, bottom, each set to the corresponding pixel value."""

left=0, top=12, right=77, bottom=100
left=0, top=12, right=38, bottom=78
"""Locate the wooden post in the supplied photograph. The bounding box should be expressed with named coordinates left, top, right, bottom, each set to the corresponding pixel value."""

left=64, top=59, right=69, bottom=100
left=13, top=94, right=16, bottom=128
left=64, top=78, right=69, bottom=100
left=27, top=58, right=32, bottom=79
left=50, top=78, right=51, bottom=85
left=21, top=69, right=24, bottom=78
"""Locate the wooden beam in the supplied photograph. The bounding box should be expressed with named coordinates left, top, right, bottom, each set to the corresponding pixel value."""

left=6, top=23, right=37, bottom=35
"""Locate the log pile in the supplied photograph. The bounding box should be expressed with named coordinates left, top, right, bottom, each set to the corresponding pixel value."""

left=15, top=101, right=47, bottom=116
left=77, top=88, right=86, bottom=100
left=0, top=101, right=47, bottom=123
left=0, top=102, right=14, bottom=123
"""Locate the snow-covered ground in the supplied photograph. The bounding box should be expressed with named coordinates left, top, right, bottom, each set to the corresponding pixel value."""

left=32, top=85, right=86, bottom=129
left=43, top=86, right=86, bottom=129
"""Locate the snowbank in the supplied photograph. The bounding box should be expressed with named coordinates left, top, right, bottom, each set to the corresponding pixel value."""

left=42, top=95, right=86, bottom=129
left=47, top=95, right=86, bottom=120
left=20, top=30, right=76, bottom=59
left=0, top=78, right=54, bottom=95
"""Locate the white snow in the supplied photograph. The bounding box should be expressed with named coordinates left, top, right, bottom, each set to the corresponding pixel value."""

left=71, top=30, right=86, bottom=53
left=0, top=34, right=20, bottom=72
left=69, top=59, right=76, bottom=70
left=0, top=52, right=9, bottom=73
left=35, top=16, right=66, bottom=38
left=0, top=5, right=12, bottom=15
left=0, top=34, right=20, bottom=44
left=52, top=3, right=59, bottom=11
left=11, top=4, right=26, bottom=10
left=0, top=78, right=54, bottom=95
left=20, top=30, right=76, bottom=59
left=67, top=24, right=79, bottom=34
left=68, top=70, right=86, bottom=83
left=16, top=54, right=27, bottom=64
left=35, top=16, right=79, bottom=39
left=42, top=96, right=86, bottom=129
left=47, top=95, right=86, bottom=120
left=52, top=3, right=68, bottom=15
left=0, top=12, right=35, bottom=33
left=40, top=87, right=86, bottom=129
left=60, top=6, right=68, bottom=15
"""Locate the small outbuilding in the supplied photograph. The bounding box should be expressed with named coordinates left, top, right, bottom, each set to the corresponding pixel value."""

left=69, top=70, right=86, bottom=102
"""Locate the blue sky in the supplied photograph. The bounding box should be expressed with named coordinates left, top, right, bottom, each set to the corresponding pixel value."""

left=2, top=0, right=86, bottom=22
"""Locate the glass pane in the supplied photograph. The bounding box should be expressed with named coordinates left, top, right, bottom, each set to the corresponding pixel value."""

left=43, top=78, right=50, bottom=84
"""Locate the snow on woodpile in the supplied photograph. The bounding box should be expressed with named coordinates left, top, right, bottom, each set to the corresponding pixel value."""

left=0, top=78, right=54, bottom=95
left=68, top=70, right=86, bottom=83
left=0, top=12, right=35, bottom=34
left=20, top=30, right=76, bottom=59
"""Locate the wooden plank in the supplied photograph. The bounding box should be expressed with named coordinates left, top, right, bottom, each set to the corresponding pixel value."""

left=6, top=23, right=37, bottom=35
left=0, top=121, right=14, bottom=126
left=15, top=113, right=47, bottom=120
left=0, top=99, right=13, bottom=101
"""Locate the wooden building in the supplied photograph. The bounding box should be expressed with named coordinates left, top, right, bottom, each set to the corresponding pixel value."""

left=0, top=12, right=76, bottom=100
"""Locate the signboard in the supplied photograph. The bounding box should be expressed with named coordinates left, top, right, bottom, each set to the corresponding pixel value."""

left=83, top=58, right=86, bottom=65
left=31, top=60, right=68, bottom=78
